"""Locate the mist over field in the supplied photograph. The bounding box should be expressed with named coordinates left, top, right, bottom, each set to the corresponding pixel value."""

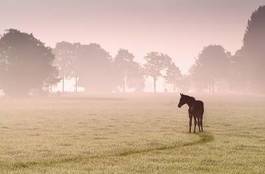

left=1, top=95, right=265, bottom=173
left=0, top=0, right=265, bottom=173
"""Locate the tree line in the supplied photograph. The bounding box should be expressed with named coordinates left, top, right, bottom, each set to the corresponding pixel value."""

left=0, top=5, right=265, bottom=96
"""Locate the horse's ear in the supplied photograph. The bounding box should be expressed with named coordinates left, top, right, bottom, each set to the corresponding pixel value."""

left=180, top=93, right=183, bottom=96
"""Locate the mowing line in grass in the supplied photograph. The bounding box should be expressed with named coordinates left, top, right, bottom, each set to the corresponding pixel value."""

left=0, top=132, right=214, bottom=170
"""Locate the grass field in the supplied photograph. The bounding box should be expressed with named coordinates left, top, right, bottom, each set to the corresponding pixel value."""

left=0, top=94, right=265, bottom=174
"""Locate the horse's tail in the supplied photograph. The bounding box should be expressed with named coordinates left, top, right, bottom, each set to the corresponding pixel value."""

left=201, top=101, right=204, bottom=119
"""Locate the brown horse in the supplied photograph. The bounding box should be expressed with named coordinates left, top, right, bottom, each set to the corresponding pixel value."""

left=178, top=93, right=204, bottom=133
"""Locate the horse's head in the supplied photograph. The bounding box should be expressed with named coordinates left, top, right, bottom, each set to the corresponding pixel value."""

left=178, top=93, right=186, bottom=108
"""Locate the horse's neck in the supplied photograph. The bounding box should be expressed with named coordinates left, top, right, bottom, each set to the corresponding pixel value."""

left=186, top=102, right=193, bottom=108
left=186, top=98, right=195, bottom=108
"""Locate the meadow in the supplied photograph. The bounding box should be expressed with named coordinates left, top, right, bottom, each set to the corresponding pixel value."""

left=0, top=94, right=264, bottom=174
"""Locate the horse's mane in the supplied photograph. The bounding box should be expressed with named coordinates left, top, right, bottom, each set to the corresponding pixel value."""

left=183, top=94, right=196, bottom=102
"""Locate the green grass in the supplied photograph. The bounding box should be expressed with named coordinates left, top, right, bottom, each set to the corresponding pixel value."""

left=0, top=94, right=264, bottom=173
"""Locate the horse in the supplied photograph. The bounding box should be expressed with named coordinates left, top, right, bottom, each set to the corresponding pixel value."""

left=178, top=93, right=204, bottom=133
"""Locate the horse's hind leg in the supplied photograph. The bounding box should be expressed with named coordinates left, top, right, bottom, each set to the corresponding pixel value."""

left=200, top=118, right=203, bottom=132
left=198, top=118, right=201, bottom=132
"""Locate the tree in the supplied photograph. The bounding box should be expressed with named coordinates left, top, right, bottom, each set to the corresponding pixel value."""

left=74, top=43, right=114, bottom=92
left=165, top=62, right=182, bottom=92
left=0, top=29, right=59, bottom=96
left=232, top=5, right=265, bottom=92
left=114, top=49, right=134, bottom=92
left=126, top=61, right=145, bottom=92
left=53, top=41, right=78, bottom=92
left=243, top=6, right=265, bottom=55
left=114, top=49, right=144, bottom=92
left=144, top=52, right=171, bottom=93
left=190, top=45, right=230, bottom=94
left=178, top=75, right=191, bottom=93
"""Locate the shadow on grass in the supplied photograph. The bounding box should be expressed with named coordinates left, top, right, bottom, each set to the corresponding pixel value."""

left=1, top=132, right=214, bottom=170
left=183, top=133, right=214, bottom=147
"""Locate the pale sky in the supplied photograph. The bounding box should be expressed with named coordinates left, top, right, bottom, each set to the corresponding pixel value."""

left=0, top=0, right=265, bottom=73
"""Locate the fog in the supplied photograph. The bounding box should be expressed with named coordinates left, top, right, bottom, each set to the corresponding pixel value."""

left=0, top=0, right=265, bottom=96
left=2, top=2, right=265, bottom=173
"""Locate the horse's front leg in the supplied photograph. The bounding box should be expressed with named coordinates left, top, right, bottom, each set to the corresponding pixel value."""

left=189, top=113, right=192, bottom=133
left=194, top=117, right=197, bottom=133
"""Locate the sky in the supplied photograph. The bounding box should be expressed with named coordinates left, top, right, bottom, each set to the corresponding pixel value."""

left=0, top=0, right=265, bottom=74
